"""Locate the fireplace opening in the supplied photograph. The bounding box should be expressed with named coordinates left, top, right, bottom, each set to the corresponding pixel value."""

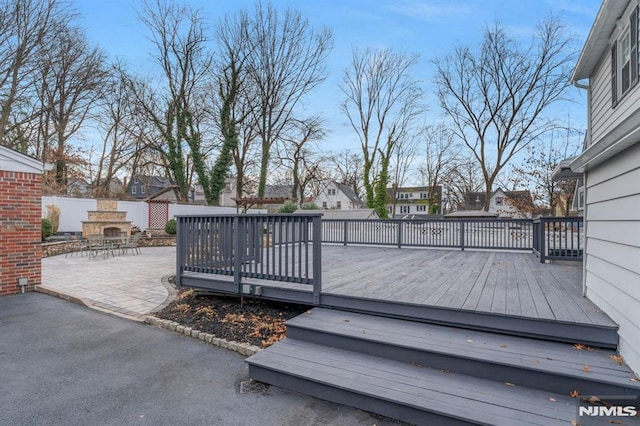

left=103, top=227, right=124, bottom=237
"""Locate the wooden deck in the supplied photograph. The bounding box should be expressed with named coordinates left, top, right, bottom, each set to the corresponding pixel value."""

left=181, top=244, right=617, bottom=346
left=319, top=245, right=611, bottom=326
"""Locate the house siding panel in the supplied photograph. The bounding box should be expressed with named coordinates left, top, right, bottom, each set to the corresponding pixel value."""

left=590, top=6, right=640, bottom=146
left=584, top=143, right=640, bottom=373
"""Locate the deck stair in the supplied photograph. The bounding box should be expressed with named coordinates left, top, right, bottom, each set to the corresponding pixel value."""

left=246, top=308, right=640, bottom=425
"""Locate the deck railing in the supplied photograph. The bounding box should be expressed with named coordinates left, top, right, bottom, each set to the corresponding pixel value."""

left=176, top=214, right=322, bottom=303
left=322, top=218, right=535, bottom=251
left=176, top=215, right=583, bottom=297
left=533, top=217, right=584, bottom=263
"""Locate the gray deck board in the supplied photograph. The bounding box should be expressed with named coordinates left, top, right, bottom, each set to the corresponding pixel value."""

left=318, top=246, right=614, bottom=327
left=287, top=309, right=638, bottom=384
left=249, top=339, right=578, bottom=426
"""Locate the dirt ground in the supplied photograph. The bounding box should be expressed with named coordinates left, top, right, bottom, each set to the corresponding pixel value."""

left=155, top=285, right=309, bottom=348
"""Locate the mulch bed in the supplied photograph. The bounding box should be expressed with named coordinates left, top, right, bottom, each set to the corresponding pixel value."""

left=154, top=285, right=309, bottom=348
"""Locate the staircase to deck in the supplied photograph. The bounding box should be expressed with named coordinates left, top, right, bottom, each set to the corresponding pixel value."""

left=246, top=308, right=640, bottom=425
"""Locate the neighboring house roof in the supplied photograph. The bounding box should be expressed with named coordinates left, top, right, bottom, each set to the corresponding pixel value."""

left=146, top=185, right=179, bottom=201
left=297, top=209, right=380, bottom=220
left=264, top=184, right=293, bottom=199
left=445, top=210, right=499, bottom=219
left=334, top=181, right=364, bottom=206
left=464, top=189, right=534, bottom=212
left=133, top=175, right=173, bottom=188
left=0, top=145, right=46, bottom=174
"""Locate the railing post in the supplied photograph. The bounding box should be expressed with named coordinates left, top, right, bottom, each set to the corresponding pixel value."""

left=176, top=217, right=183, bottom=287
left=312, top=215, right=322, bottom=305
left=460, top=221, right=465, bottom=251
left=397, top=221, right=403, bottom=248
left=343, top=220, right=348, bottom=246
left=538, top=218, right=546, bottom=263
left=233, top=215, right=243, bottom=293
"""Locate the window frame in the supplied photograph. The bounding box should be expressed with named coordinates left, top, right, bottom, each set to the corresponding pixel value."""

left=612, top=6, right=639, bottom=106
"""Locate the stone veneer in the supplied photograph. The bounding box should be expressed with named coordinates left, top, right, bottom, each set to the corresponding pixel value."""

left=82, top=199, right=132, bottom=238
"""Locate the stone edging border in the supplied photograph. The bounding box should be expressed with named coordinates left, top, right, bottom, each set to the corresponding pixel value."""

left=144, top=315, right=262, bottom=356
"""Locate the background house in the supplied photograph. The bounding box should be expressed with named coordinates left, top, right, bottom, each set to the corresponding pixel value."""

left=313, top=180, right=364, bottom=210
left=464, top=189, right=534, bottom=219
left=387, top=186, right=442, bottom=217
left=128, top=175, right=174, bottom=200
left=557, top=0, right=640, bottom=374
left=0, top=146, right=46, bottom=296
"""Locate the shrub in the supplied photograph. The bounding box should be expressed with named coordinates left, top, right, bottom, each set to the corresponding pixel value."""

left=164, top=219, right=177, bottom=235
left=42, top=218, right=53, bottom=241
left=46, top=204, right=61, bottom=234
left=430, top=204, right=440, bottom=215
left=278, top=201, right=297, bottom=213
left=300, top=202, right=319, bottom=210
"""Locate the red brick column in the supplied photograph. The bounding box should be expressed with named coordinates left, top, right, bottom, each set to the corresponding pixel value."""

left=0, top=171, right=42, bottom=295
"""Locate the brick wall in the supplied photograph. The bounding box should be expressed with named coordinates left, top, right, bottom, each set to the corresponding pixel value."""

left=0, top=170, right=42, bottom=295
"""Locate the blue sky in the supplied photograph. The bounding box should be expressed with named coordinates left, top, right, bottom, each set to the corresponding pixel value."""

left=75, top=0, right=601, bottom=158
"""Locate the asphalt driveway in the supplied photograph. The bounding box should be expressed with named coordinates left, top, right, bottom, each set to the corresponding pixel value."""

left=0, top=293, right=398, bottom=426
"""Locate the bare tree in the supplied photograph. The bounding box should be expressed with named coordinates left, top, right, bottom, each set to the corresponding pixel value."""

left=132, top=0, right=214, bottom=202
left=245, top=1, right=333, bottom=198
left=327, top=149, right=364, bottom=198
left=434, top=16, right=575, bottom=211
left=280, top=116, right=325, bottom=205
left=417, top=123, right=460, bottom=211
left=389, top=133, right=420, bottom=216
left=509, top=127, right=582, bottom=215
left=0, top=0, right=70, bottom=149
left=92, top=67, right=139, bottom=197
left=36, top=23, right=108, bottom=189
left=341, top=47, right=423, bottom=217
left=440, top=156, right=484, bottom=212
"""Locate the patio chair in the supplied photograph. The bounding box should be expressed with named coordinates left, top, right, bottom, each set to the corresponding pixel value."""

left=71, top=234, right=90, bottom=257
left=87, top=236, right=114, bottom=259
left=120, top=233, right=142, bottom=255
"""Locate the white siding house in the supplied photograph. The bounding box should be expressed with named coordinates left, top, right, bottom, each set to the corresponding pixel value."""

left=313, top=181, right=364, bottom=210
left=562, top=0, right=640, bottom=374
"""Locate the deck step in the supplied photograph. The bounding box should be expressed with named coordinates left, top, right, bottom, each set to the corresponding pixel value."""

left=285, top=308, right=640, bottom=396
left=247, top=338, right=595, bottom=426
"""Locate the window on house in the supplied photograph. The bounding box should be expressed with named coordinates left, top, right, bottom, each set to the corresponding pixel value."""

left=400, top=206, right=410, bottom=214
left=134, top=176, right=139, bottom=184
left=421, top=193, right=427, bottom=199
left=132, top=186, right=137, bottom=194
left=322, top=201, right=327, bottom=209
left=327, top=188, right=336, bottom=195
left=612, top=7, right=638, bottom=106
left=141, top=186, right=146, bottom=194
left=416, top=205, right=426, bottom=212
left=336, top=201, right=341, bottom=209
left=495, top=197, right=503, bottom=206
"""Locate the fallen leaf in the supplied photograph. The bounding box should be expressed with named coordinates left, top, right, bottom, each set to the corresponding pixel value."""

left=570, top=390, right=580, bottom=398
left=583, top=365, right=591, bottom=373
left=630, top=378, right=639, bottom=382
left=411, top=362, right=422, bottom=368
left=343, top=319, right=350, bottom=322
left=442, top=369, right=450, bottom=374
left=466, top=339, right=473, bottom=343
left=504, top=382, right=515, bottom=387
left=533, top=360, right=540, bottom=364
left=610, top=355, right=624, bottom=366
left=584, top=396, right=601, bottom=404
left=571, top=420, right=581, bottom=426
left=549, top=397, right=556, bottom=402
left=573, top=344, right=585, bottom=350
left=610, top=420, right=623, bottom=425
left=500, top=344, right=508, bottom=348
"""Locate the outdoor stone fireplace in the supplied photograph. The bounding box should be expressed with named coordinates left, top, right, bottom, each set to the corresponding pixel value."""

left=82, top=199, right=132, bottom=239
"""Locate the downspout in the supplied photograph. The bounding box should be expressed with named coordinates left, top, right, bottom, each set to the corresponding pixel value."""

left=572, top=78, right=590, bottom=297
